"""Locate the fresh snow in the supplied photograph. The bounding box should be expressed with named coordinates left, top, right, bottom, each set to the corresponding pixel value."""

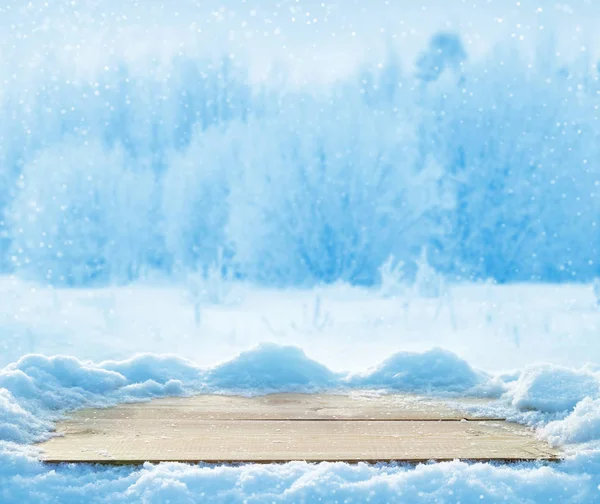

left=510, top=365, right=600, bottom=414
left=1, top=339, right=599, bottom=448
left=347, top=348, right=487, bottom=393
left=3, top=0, right=600, bottom=500
left=2, top=278, right=599, bottom=373
left=542, top=398, right=600, bottom=447
left=0, top=345, right=488, bottom=445
left=0, top=274, right=599, bottom=503
left=2, top=455, right=600, bottom=503
left=2, top=281, right=600, bottom=501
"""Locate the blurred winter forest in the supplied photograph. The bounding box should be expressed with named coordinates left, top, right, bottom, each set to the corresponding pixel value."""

left=2, top=32, right=599, bottom=287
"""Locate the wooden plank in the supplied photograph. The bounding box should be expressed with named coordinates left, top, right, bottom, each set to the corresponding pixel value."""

left=40, top=420, right=559, bottom=464
left=37, top=394, right=560, bottom=464
left=55, top=393, right=499, bottom=422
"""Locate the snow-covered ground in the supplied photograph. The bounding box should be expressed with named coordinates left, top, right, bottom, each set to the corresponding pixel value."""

left=2, top=277, right=600, bottom=502
left=3, top=0, right=600, bottom=500
left=2, top=276, right=598, bottom=372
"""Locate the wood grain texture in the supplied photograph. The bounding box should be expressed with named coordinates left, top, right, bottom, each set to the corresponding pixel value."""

left=37, top=393, right=560, bottom=464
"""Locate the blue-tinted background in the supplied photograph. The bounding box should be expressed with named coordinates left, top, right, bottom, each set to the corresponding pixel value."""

left=1, top=0, right=599, bottom=286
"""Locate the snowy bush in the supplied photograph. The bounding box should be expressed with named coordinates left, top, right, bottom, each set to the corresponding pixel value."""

left=378, top=255, right=406, bottom=298
left=2, top=35, right=600, bottom=286
left=290, top=293, right=333, bottom=334
left=415, top=32, right=467, bottom=83
left=413, top=247, right=445, bottom=298
left=162, top=126, right=234, bottom=271
left=226, top=92, right=450, bottom=286
left=8, top=141, right=159, bottom=285
left=427, top=44, right=600, bottom=282
left=185, top=248, right=237, bottom=324
left=593, top=278, right=600, bottom=308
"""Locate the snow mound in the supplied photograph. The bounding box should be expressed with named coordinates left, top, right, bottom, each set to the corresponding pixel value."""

left=0, top=354, right=204, bottom=444
left=0, top=390, right=52, bottom=443
left=2, top=456, right=600, bottom=503
left=2, top=346, right=600, bottom=501
left=510, top=365, right=600, bottom=413
left=5, top=345, right=600, bottom=452
left=99, top=354, right=203, bottom=385
left=6, top=354, right=128, bottom=403
left=0, top=345, right=494, bottom=444
left=205, top=344, right=340, bottom=392
left=347, top=348, right=487, bottom=393
left=542, top=398, right=600, bottom=445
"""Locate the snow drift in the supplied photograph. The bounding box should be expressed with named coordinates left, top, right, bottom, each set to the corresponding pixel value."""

left=2, top=455, right=600, bottom=504
left=347, top=348, right=487, bottom=393
left=509, top=365, right=600, bottom=413
left=0, top=345, right=491, bottom=443
left=1, top=344, right=600, bottom=502
left=2, top=344, right=600, bottom=447
left=203, top=344, right=340, bottom=392
left=542, top=398, right=600, bottom=446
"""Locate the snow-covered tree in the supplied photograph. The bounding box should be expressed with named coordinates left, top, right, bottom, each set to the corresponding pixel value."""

left=416, top=32, right=466, bottom=84
left=162, top=124, right=234, bottom=272
left=9, top=140, right=159, bottom=285
left=226, top=90, right=452, bottom=285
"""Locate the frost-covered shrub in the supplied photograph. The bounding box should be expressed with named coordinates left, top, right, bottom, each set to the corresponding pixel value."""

left=8, top=141, right=159, bottom=285
left=0, top=164, right=16, bottom=272
left=413, top=247, right=446, bottom=298
left=162, top=126, right=234, bottom=271
left=4, top=35, right=600, bottom=287
left=291, top=293, right=333, bottom=333
left=378, top=255, right=406, bottom=298
left=185, top=248, right=237, bottom=325
left=427, top=44, right=600, bottom=282
left=593, top=278, right=600, bottom=308
left=416, top=32, right=467, bottom=83
left=226, top=93, right=451, bottom=286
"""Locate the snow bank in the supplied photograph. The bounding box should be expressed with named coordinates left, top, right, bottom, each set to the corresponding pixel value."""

left=0, top=390, right=52, bottom=444
left=204, top=344, right=341, bottom=393
left=2, top=346, right=600, bottom=502
left=1, top=454, right=599, bottom=503
left=100, top=354, right=203, bottom=385
left=542, top=398, right=600, bottom=446
left=4, top=345, right=600, bottom=454
left=347, top=348, right=488, bottom=393
left=510, top=365, right=600, bottom=413
left=0, top=354, right=204, bottom=444
left=0, top=345, right=492, bottom=445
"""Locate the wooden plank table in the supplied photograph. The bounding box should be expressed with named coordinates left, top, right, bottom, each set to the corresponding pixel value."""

left=37, top=393, right=560, bottom=464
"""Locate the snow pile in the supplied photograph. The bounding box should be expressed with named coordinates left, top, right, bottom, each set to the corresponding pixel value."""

left=1, top=455, right=599, bottom=503
left=5, top=344, right=600, bottom=448
left=99, top=354, right=203, bottom=388
left=542, top=398, right=600, bottom=446
left=347, top=348, right=488, bottom=393
left=1, top=345, right=600, bottom=501
left=0, top=390, right=52, bottom=444
left=509, top=365, right=600, bottom=413
left=4, top=344, right=600, bottom=450
left=205, top=345, right=489, bottom=395
left=204, top=344, right=340, bottom=393
left=0, top=354, right=203, bottom=443
left=0, top=345, right=495, bottom=445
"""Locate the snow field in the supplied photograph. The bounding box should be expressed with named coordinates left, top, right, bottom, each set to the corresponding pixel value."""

left=2, top=280, right=600, bottom=502
left=1, top=342, right=600, bottom=502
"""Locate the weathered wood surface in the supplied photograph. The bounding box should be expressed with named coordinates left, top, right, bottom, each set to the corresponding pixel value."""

left=37, top=393, right=560, bottom=464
